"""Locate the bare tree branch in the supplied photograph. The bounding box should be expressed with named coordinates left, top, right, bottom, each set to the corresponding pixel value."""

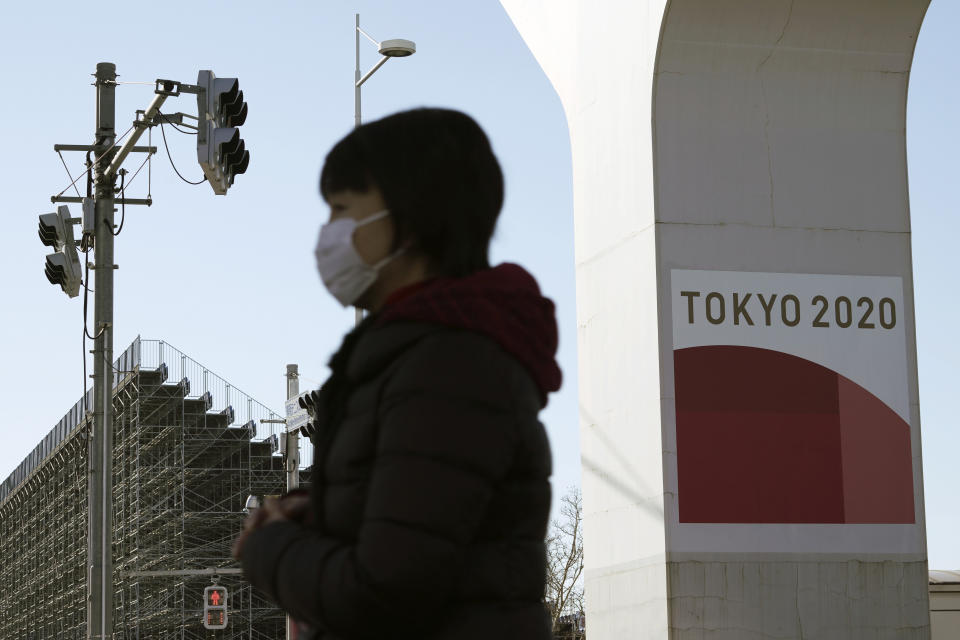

left=544, top=486, right=585, bottom=639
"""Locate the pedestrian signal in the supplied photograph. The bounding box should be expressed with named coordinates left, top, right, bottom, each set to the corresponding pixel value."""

left=202, top=585, right=228, bottom=629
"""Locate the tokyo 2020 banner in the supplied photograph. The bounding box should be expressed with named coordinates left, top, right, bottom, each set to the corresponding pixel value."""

left=671, top=270, right=915, bottom=533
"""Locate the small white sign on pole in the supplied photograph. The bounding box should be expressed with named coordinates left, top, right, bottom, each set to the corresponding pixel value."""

left=284, top=392, right=310, bottom=434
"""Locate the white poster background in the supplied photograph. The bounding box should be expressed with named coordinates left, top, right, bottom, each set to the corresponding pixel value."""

left=667, top=270, right=922, bottom=557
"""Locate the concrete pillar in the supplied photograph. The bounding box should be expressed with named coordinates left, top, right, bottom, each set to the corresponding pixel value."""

left=500, top=1, right=932, bottom=637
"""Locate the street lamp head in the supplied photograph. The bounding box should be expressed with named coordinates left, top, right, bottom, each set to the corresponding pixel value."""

left=379, top=39, right=416, bottom=57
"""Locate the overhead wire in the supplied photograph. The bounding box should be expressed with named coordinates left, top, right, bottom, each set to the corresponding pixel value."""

left=124, top=152, right=151, bottom=192
left=82, top=326, right=88, bottom=419
left=81, top=150, right=96, bottom=416
left=100, top=350, right=135, bottom=376
left=81, top=141, right=103, bottom=344
left=81, top=243, right=102, bottom=421
left=57, top=151, right=83, bottom=198
left=85, top=151, right=93, bottom=198
left=156, top=110, right=198, bottom=136
left=167, top=121, right=198, bottom=136
left=76, top=96, right=206, bottom=410
left=82, top=250, right=103, bottom=342
left=77, top=116, right=155, bottom=408
left=61, top=109, right=204, bottom=200
left=297, top=373, right=325, bottom=388
left=75, top=87, right=167, bottom=419
left=157, top=118, right=206, bottom=185
left=54, top=124, right=136, bottom=199
left=113, top=170, right=126, bottom=236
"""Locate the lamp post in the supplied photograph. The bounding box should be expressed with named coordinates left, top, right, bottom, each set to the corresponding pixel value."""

left=354, top=14, right=415, bottom=128
left=353, top=13, right=416, bottom=326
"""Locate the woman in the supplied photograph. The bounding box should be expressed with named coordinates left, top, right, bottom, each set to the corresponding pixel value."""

left=233, top=108, right=561, bottom=639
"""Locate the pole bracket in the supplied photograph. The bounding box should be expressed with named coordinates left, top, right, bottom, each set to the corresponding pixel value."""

left=54, top=144, right=156, bottom=154
left=154, top=79, right=181, bottom=96
left=52, top=195, right=152, bottom=206
left=174, top=82, right=201, bottom=95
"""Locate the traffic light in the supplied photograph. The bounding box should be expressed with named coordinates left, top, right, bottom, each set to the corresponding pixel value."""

left=197, top=70, right=249, bottom=195
left=202, top=585, right=228, bottom=630
left=38, top=205, right=82, bottom=298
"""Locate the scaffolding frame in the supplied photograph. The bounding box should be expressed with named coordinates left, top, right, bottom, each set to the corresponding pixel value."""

left=0, top=337, right=310, bottom=639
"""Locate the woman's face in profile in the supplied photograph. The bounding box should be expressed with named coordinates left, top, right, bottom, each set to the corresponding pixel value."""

left=325, top=186, right=395, bottom=267
left=321, top=184, right=432, bottom=311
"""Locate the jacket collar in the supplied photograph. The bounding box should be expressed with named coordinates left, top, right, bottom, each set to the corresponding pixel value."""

left=346, top=322, right=438, bottom=382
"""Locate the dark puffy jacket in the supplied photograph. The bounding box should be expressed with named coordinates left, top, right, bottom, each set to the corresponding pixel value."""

left=241, top=303, right=556, bottom=638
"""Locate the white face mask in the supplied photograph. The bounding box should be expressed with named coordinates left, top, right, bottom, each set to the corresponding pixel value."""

left=314, top=209, right=402, bottom=307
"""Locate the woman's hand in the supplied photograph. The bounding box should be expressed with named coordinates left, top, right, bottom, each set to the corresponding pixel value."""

left=232, top=495, right=309, bottom=559
left=277, top=492, right=312, bottom=523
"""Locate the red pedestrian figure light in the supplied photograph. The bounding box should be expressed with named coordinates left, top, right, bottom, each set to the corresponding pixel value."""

left=203, top=586, right=228, bottom=629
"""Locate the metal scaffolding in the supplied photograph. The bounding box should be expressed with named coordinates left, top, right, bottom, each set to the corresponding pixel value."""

left=0, top=337, right=310, bottom=639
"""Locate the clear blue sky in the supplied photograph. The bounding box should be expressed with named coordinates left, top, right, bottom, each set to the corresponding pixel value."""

left=0, top=1, right=955, bottom=569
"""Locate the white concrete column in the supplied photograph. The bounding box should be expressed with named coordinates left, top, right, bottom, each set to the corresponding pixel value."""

left=501, top=1, right=932, bottom=638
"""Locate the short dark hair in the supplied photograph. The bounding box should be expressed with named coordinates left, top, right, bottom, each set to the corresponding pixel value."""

left=320, top=108, right=504, bottom=277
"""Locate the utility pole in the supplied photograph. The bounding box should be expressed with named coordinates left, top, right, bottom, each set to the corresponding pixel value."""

left=86, top=62, right=172, bottom=640
left=46, top=64, right=243, bottom=639
left=285, top=364, right=300, bottom=640
left=88, top=61, right=116, bottom=640
left=285, top=363, right=300, bottom=494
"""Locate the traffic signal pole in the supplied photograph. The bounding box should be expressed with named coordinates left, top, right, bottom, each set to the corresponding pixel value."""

left=285, top=364, right=300, bottom=497
left=44, top=63, right=241, bottom=639
left=285, top=364, right=300, bottom=640
left=88, top=61, right=116, bottom=640
left=87, top=63, right=174, bottom=640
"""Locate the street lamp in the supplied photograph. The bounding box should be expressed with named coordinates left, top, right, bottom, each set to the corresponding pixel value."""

left=355, top=14, right=416, bottom=129
left=353, top=14, right=416, bottom=326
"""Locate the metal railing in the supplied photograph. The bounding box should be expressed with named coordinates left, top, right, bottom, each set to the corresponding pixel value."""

left=139, top=338, right=312, bottom=468
left=0, top=339, right=142, bottom=505
left=1, top=336, right=312, bottom=507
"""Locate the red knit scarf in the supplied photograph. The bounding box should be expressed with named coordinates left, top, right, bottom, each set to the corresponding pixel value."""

left=377, top=263, right=562, bottom=406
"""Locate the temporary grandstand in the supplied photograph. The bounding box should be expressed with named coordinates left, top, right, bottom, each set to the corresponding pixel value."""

left=0, top=337, right=310, bottom=639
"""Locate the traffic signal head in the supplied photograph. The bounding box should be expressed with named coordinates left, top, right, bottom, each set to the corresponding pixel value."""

left=38, top=213, right=63, bottom=247
left=216, top=78, right=247, bottom=127
left=211, top=127, right=249, bottom=187
left=197, top=70, right=249, bottom=195
left=38, top=206, right=82, bottom=298
left=202, top=585, right=228, bottom=630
